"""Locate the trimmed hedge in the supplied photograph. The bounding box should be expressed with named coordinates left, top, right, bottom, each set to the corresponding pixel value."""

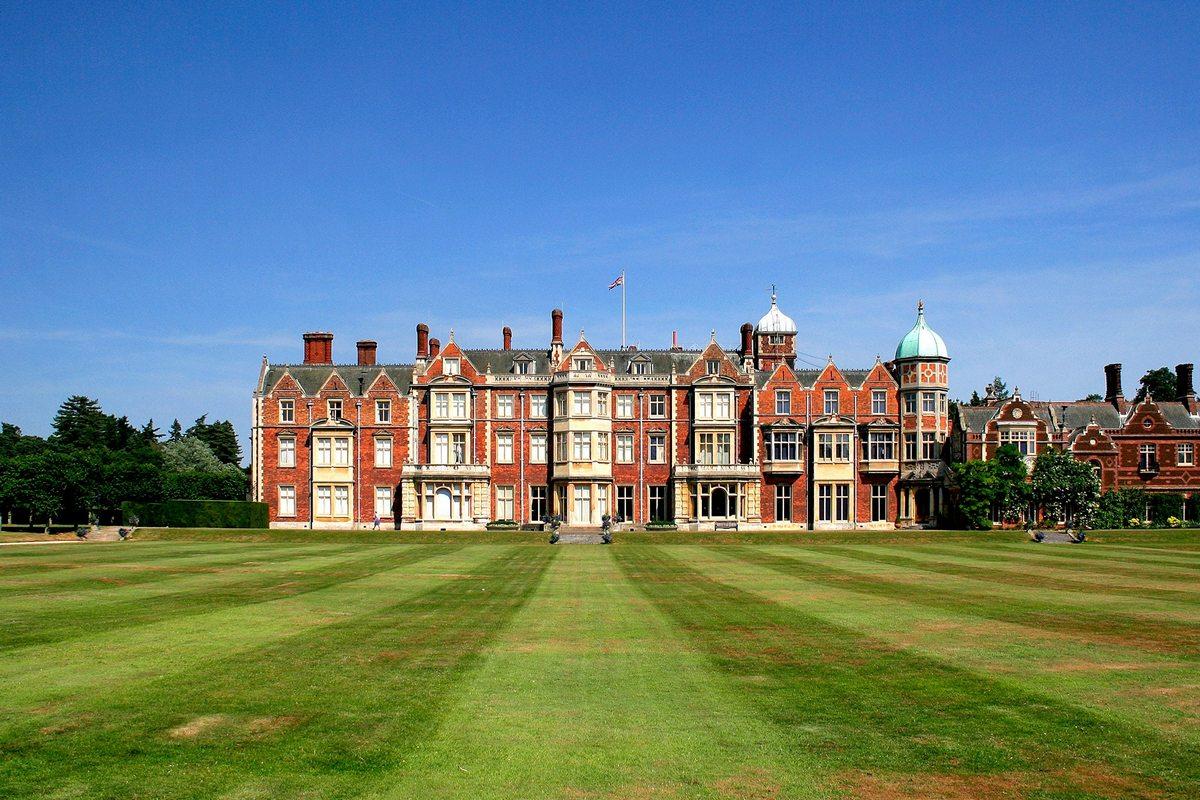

left=122, top=499, right=268, bottom=529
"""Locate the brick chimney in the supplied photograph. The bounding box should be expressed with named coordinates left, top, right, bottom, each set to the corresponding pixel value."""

left=303, top=332, right=334, bottom=365
left=1104, top=363, right=1125, bottom=410
left=416, top=323, right=429, bottom=359
left=429, top=337, right=441, bottom=359
left=740, top=322, right=754, bottom=370
left=356, top=340, right=377, bottom=366
left=502, top=326, right=512, bottom=351
left=550, top=308, right=564, bottom=364
left=1177, top=363, right=1196, bottom=411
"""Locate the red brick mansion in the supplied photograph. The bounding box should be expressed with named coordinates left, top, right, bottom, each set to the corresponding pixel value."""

left=251, top=295, right=953, bottom=529
left=251, top=296, right=1199, bottom=529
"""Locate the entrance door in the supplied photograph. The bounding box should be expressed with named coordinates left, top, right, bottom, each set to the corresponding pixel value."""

left=710, top=486, right=729, bottom=519
left=434, top=488, right=453, bottom=520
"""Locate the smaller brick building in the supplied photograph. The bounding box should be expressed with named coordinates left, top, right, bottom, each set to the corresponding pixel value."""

left=950, top=363, right=1200, bottom=520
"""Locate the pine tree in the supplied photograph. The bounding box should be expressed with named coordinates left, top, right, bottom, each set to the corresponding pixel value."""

left=50, top=396, right=109, bottom=449
left=991, top=377, right=1010, bottom=401
left=168, top=419, right=184, bottom=442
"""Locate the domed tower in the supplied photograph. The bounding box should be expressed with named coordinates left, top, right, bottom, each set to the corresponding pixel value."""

left=893, top=301, right=950, bottom=523
left=754, top=288, right=797, bottom=371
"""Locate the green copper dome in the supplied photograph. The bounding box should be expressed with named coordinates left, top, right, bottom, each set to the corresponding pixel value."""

left=895, top=301, right=948, bottom=360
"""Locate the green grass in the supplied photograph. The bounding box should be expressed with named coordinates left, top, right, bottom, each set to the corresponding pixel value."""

left=1, top=533, right=1198, bottom=798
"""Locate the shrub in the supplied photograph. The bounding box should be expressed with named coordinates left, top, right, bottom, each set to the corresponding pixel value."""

left=122, top=499, right=268, bottom=528
left=485, top=519, right=519, bottom=530
left=645, top=520, right=677, bottom=531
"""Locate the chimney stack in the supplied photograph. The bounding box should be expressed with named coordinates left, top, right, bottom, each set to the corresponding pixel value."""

left=429, top=337, right=441, bottom=359
left=303, top=332, right=334, bottom=365
left=671, top=330, right=681, bottom=351
left=1177, top=363, right=1196, bottom=410
left=1104, top=363, right=1125, bottom=409
left=416, top=323, right=429, bottom=359
left=356, top=340, right=377, bottom=366
left=502, top=326, right=512, bottom=351
left=551, top=309, right=564, bottom=344
left=740, top=323, right=753, bottom=356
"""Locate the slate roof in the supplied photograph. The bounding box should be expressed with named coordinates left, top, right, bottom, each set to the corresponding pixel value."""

left=955, top=399, right=1199, bottom=434
left=259, top=364, right=414, bottom=396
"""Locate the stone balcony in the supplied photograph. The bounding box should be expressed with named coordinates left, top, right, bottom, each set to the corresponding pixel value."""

left=406, top=463, right=491, bottom=480
left=673, top=463, right=760, bottom=480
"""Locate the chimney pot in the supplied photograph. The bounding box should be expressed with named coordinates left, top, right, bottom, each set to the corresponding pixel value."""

left=356, top=340, right=377, bottom=366
left=303, top=332, right=334, bottom=365
left=429, top=337, right=441, bottom=358
left=416, top=323, right=430, bottom=358
left=740, top=322, right=753, bottom=356
left=502, top=326, right=512, bottom=351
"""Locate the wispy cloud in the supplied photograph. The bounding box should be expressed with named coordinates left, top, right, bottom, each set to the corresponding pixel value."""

left=0, top=214, right=159, bottom=259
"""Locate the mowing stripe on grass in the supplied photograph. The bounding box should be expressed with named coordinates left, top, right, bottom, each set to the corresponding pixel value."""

left=740, top=545, right=1200, bottom=655
left=0, top=543, right=408, bottom=650
left=672, top=545, right=1200, bottom=746
left=623, top=546, right=1197, bottom=798
left=913, top=541, right=1200, bottom=578
left=369, top=545, right=821, bottom=800
left=0, top=545, right=555, bottom=800
left=0, top=544, right=470, bottom=711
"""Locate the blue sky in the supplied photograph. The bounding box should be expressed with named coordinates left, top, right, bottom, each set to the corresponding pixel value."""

left=3, top=2, right=1199, bottom=447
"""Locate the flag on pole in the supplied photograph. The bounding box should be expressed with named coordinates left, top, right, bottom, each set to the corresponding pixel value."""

left=608, top=274, right=624, bottom=290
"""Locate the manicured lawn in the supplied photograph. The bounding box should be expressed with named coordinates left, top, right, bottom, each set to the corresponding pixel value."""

left=1, top=533, right=1197, bottom=798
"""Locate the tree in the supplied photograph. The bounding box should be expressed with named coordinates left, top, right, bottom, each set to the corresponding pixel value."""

left=1135, top=367, right=1176, bottom=402
left=186, top=416, right=243, bottom=466
left=992, top=444, right=1029, bottom=522
left=1031, top=447, right=1100, bottom=529
left=168, top=419, right=184, bottom=442
left=991, top=377, right=1010, bottom=401
left=1079, top=393, right=1103, bottom=402
left=50, top=396, right=109, bottom=449
left=968, top=390, right=982, bottom=407
left=139, top=419, right=162, bottom=446
left=950, top=444, right=1029, bottom=530
left=162, top=437, right=224, bottom=473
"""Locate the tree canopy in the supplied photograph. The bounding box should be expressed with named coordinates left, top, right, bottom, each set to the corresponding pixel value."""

left=1135, top=367, right=1177, bottom=402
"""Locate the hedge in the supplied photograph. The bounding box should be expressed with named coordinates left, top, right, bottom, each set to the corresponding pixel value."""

left=122, top=499, right=269, bottom=529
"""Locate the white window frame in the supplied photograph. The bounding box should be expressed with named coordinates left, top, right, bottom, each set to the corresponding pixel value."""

left=279, top=399, right=295, bottom=423
left=530, top=394, right=547, bottom=418
left=775, top=484, right=791, bottom=522
left=572, top=432, right=592, bottom=461
left=648, top=433, right=666, bottom=463
left=870, top=484, right=887, bottom=522
left=374, top=436, right=392, bottom=468
left=775, top=390, right=791, bottom=415
left=823, top=390, right=839, bottom=416
left=871, top=390, right=886, bottom=415
left=375, top=399, right=391, bottom=424
left=529, top=432, right=547, bottom=464
left=496, top=432, right=514, bottom=464
left=315, top=436, right=332, bottom=467
left=1177, top=442, right=1194, bottom=466
left=278, top=485, right=296, bottom=517
left=374, top=486, right=393, bottom=518
left=443, top=357, right=460, bottom=375
left=327, top=399, right=342, bottom=420
left=496, top=395, right=514, bottom=419
left=649, top=395, right=666, bottom=418
left=278, top=436, right=296, bottom=468
left=616, top=395, right=634, bottom=419
left=496, top=485, right=515, bottom=520
left=333, top=437, right=350, bottom=467
left=616, top=433, right=634, bottom=463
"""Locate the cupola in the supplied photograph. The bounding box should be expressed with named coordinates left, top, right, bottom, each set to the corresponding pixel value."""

left=894, top=301, right=948, bottom=361
left=755, top=289, right=797, bottom=335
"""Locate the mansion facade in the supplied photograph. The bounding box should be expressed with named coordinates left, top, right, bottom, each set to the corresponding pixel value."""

left=251, top=295, right=951, bottom=529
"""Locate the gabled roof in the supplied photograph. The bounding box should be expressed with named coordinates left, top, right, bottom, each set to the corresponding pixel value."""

left=259, top=364, right=414, bottom=396
left=461, top=349, right=553, bottom=375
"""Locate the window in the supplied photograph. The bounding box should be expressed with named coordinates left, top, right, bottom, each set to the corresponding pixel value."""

left=697, top=432, right=732, bottom=465
left=530, top=394, right=547, bottom=418
left=775, top=390, right=791, bottom=415
left=433, top=432, right=448, bottom=464
left=530, top=432, right=547, bottom=463
left=871, top=390, right=887, bottom=415
left=616, top=433, right=634, bottom=463
left=375, top=437, right=392, bottom=468
left=648, top=433, right=666, bottom=462
left=573, top=392, right=592, bottom=416
left=443, top=358, right=460, bottom=375
left=816, top=432, right=850, bottom=462
left=375, top=486, right=393, bottom=518
left=433, top=392, right=468, bottom=419
left=616, top=395, right=634, bottom=419
left=904, top=433, right=917, bottom=461
left=574, top=357, right=594, bottom=371
left=424, top=483, right=470, bottom=521
left=555, top=392, right=568, bottom=417
left=316, top=436, right=332, bottom=466
left=333, top=437, right=349, bottom=466
left=616, top=486, right=634, bottom=520
left=940, top=395, right=948, bottom=413
left=697, top=392, right=730, bottom=419
left=434, top=393, right=449, bottom=418
left=904, top=393, right=917, bottom=415
left=632, top=361, right=651, bottom=375
left=497, top=395, right=514, bottom=419
left=824, top=390, right=839, bottom=416
left=596, top=432, right=610, bottom=461
left=328, top=399, right=342, bottom=420
left=496, top=486, right=515, bottom=520
left=1139, top=443, right=1158, bottom=471
left=452, top=393, right=467, bottom=418
left=597, top=392, right=609, bottom=416
left=452, top=432, right=467, bottom=464
left=817, top=484, right=832, bottom=522
left=334, top=485, right=349, bottom=517
left=649, top=395, right=666, bottom=418
left=836, top=433, right=851, bottom=461
left=375, top=399, right=391, bottom=424
left=706, top=359, right=720, bottom=375
left=597, top=484, right=609, bottom=517
left=434, top=432, right=468, bottom=464
left=572, top=432, right=592, bottom=460
left=279, top=399, right=295, bottom=423
left=529, top=486, right=547, bottom=521
left=835, top=484, right=850, bottom=522
left=871, top=484, right=887, bottom=522
left=817, top=433, right=833, bottom=462
left=573, top=484, right=591, bottom=522
left=866, top=431, right=895, bottom=461
left=698, top=393, right=712, bottom=419
left=554, top=432, right=568, bottom=463
left=279, top=436, right=296, bottom=467
left=496, top=432, right=514, bottom=464
left=278, top=485, right=296, bottom=517
left=1179, top=442, right=1195, bottom=466
left=921, top=432, right=938, bottom=460
left=515, top=359, right=532, bottom=375
left=649, top=485, right=668, bottom=521
left=922, top=392, right=936, bottom=413
left=775, top=484, right=792, bottom=522
left=316, top=485, right=332, bottom=516
left=770, top=430, right=799, bottom=461
left=999, top=429, right=1034, bottom=457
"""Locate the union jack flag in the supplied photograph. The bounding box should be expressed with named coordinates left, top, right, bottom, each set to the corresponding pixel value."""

left=608, top=274, right=623, bottom=290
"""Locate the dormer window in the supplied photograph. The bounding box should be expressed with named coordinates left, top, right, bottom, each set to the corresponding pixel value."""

left=444, top=358, right=460, bottom=376
left=707, top=359, right=720, bottom=375
left=574, top=357, right=594, bottom=371
left=632, top=360, right=651, bottom=375
left=328, top=399, right=342, bottom=420
left=513, top=356, right=533, bottom=374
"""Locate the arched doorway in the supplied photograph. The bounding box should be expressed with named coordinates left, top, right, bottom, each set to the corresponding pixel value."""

left=434, top=488, right=452, bottom=520
left=710, top=486, right=729, bottom=519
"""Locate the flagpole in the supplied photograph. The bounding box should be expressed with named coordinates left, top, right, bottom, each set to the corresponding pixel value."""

left=621, top=270, right=627, bottom=350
